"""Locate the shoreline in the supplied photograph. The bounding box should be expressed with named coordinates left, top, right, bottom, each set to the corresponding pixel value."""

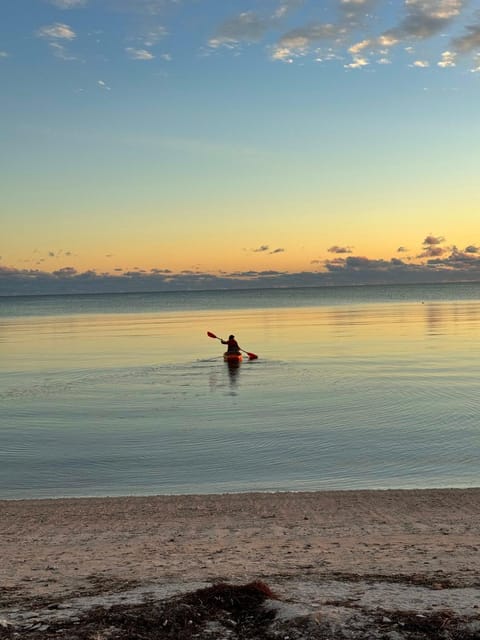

left=2, top=482, right=479, bottom=503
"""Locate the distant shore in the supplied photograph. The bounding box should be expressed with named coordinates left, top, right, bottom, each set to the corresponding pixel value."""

left=1, top=487, right=479, bottom=606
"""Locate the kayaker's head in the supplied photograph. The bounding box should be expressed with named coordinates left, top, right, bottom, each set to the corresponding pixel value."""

left=229, top=334, right=235, bottom=339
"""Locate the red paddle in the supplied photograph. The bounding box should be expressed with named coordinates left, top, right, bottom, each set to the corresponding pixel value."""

left=207, top=331, right=258, bottom=360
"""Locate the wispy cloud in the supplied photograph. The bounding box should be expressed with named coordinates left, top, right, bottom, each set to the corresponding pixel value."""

left=452, top=21, right=480, bottom=53
left=108, top=0, right=175, bottom=16
left=272, top=23, right=340, bottom=61
left=125, top=47, right=155, bottom=60
left=472, top=53, right=480, bottom=73
left=142, top=25, right=167, bottom=47
left=209, top=2, right=306, bottom=53
left=345, top=54, right=369, bottom=69
left=204, top=0, right=478, bottom=71
left=29, top=1, right=480, bottom=73
left=271, top=0, right=383, bottom=62
left=328, top=245, right=353, bottom=254
left=97, top=79, right=111, bottom=90
left=412, top=59, right=430, bottom=67
left=36, top=22, right=79, bottom=60
left=49, top=41, right=79, bottom=60
left=48, top=0, right=88, bottom=8
left=382, top=0, right=465, bottom=44
left=37, top=23, right=76, bottom=40
left=209, top=11, right=270, bottom=49
left=0, top=51, right=9, bottom=59
left=274, top=0, right=305, bottom=19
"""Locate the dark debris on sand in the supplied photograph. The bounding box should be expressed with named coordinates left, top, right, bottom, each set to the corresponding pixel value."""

left=1, top=580, right=480, bottom=640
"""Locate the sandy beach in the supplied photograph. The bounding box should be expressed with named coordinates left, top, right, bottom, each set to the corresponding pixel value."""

left=1, top=488, right=480, bottom=638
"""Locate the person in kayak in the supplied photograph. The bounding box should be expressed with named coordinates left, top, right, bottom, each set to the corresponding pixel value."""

left=221, top=335, right=241, bottom=354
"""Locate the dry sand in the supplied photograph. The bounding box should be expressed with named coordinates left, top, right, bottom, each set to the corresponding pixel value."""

left=1, top=488, right=479, bottom=637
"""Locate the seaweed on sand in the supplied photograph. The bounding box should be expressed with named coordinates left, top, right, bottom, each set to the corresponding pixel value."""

left=1, top=580, right=278, bottom=640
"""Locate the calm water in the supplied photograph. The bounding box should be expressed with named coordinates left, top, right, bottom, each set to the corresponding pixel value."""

left=1, top=283, right=479, bottom=499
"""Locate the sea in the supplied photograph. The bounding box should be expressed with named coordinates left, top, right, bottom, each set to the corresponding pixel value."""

left=1, top=283, right=479, bottom=500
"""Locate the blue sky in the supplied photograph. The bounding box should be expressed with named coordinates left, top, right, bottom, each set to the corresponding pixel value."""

left=2, top=0, right=480, bottom=295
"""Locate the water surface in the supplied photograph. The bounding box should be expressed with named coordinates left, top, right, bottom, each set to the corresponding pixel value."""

left=1, top=284, right=479, bottom=498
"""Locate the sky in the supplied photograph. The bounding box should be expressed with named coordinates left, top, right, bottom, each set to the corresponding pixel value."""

left=1, top=0, right=480, bottom=295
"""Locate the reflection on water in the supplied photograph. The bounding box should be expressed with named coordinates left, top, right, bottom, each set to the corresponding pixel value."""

left=226, top=361, right=241, bottom=391
left=1, top=293, right=480, bottom=498
left=3, top=300, right=480, bottom=371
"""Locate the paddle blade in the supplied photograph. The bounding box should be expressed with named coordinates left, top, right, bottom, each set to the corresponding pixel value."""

left=207, top=331, right=218, bottom=339
left=247, top=352, right=258, bottom=360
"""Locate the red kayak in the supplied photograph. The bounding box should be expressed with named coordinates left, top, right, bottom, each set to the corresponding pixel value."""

left=223, top=352, right=243, bottom=364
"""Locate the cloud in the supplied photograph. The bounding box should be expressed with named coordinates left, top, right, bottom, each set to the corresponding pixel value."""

left=345, top=55, right=369, bottom=68
left=340, top=1, right=467, bottom=69
left=271, top=23, right=340, bottom=60
left=382, top=0, right=465, bottom=44
left=209, top=2, right=303, bottom=50
left=426, top=246, right=480, bottom=268
left=397, top=246, right=408, bottom=253
left=339, top=0, right=381, bottom=29
left=36, top=22, right=79, bottom=60
left=48, top=0, right=88, bottom=8
left=452, top=22, right=480, bottom=53
left=419, top=245, right=446, bottom=258
left=349, top=39, right=371, bottom=55
left=419, top=234, right=447, bottom=258
left=203, top=0, right=474, bottom=71
left=125, top=47, right=155, bottom=60
left=210, top=2, right=374, bottom=60
left=97, top=79, right=111, bottom=90
left=274, top=0, right=305, bottom=20
left=325, top=256, right=387, bottom=270
left=253, top=245, right=269, bottom=253
left=274, top=0, right=379, bottom=62
left=328, top=245, right=353, bottom=254
left=142, top=26, right=168, bottom=47
left=49, top=41, right=79, bottom=60
left=423, top=234, right=445, bottom=246
left=4, top=243, right=480, bottom=295
left=270, top=248, right=285, bottom=254
left=472, top=53, right=480, bottom=73
left=37, top=23, right=76, bottom=40
left=52, top=266, right=77, bottom=276
left=438, top=50, right=457, bottom=67
left=109, top=0, right=174, bottom=15
left=209, top=11, right=270, bottom=49
left=0, top=51, right=9, bottom=59
left=273, top=0, right=438, bottom=65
